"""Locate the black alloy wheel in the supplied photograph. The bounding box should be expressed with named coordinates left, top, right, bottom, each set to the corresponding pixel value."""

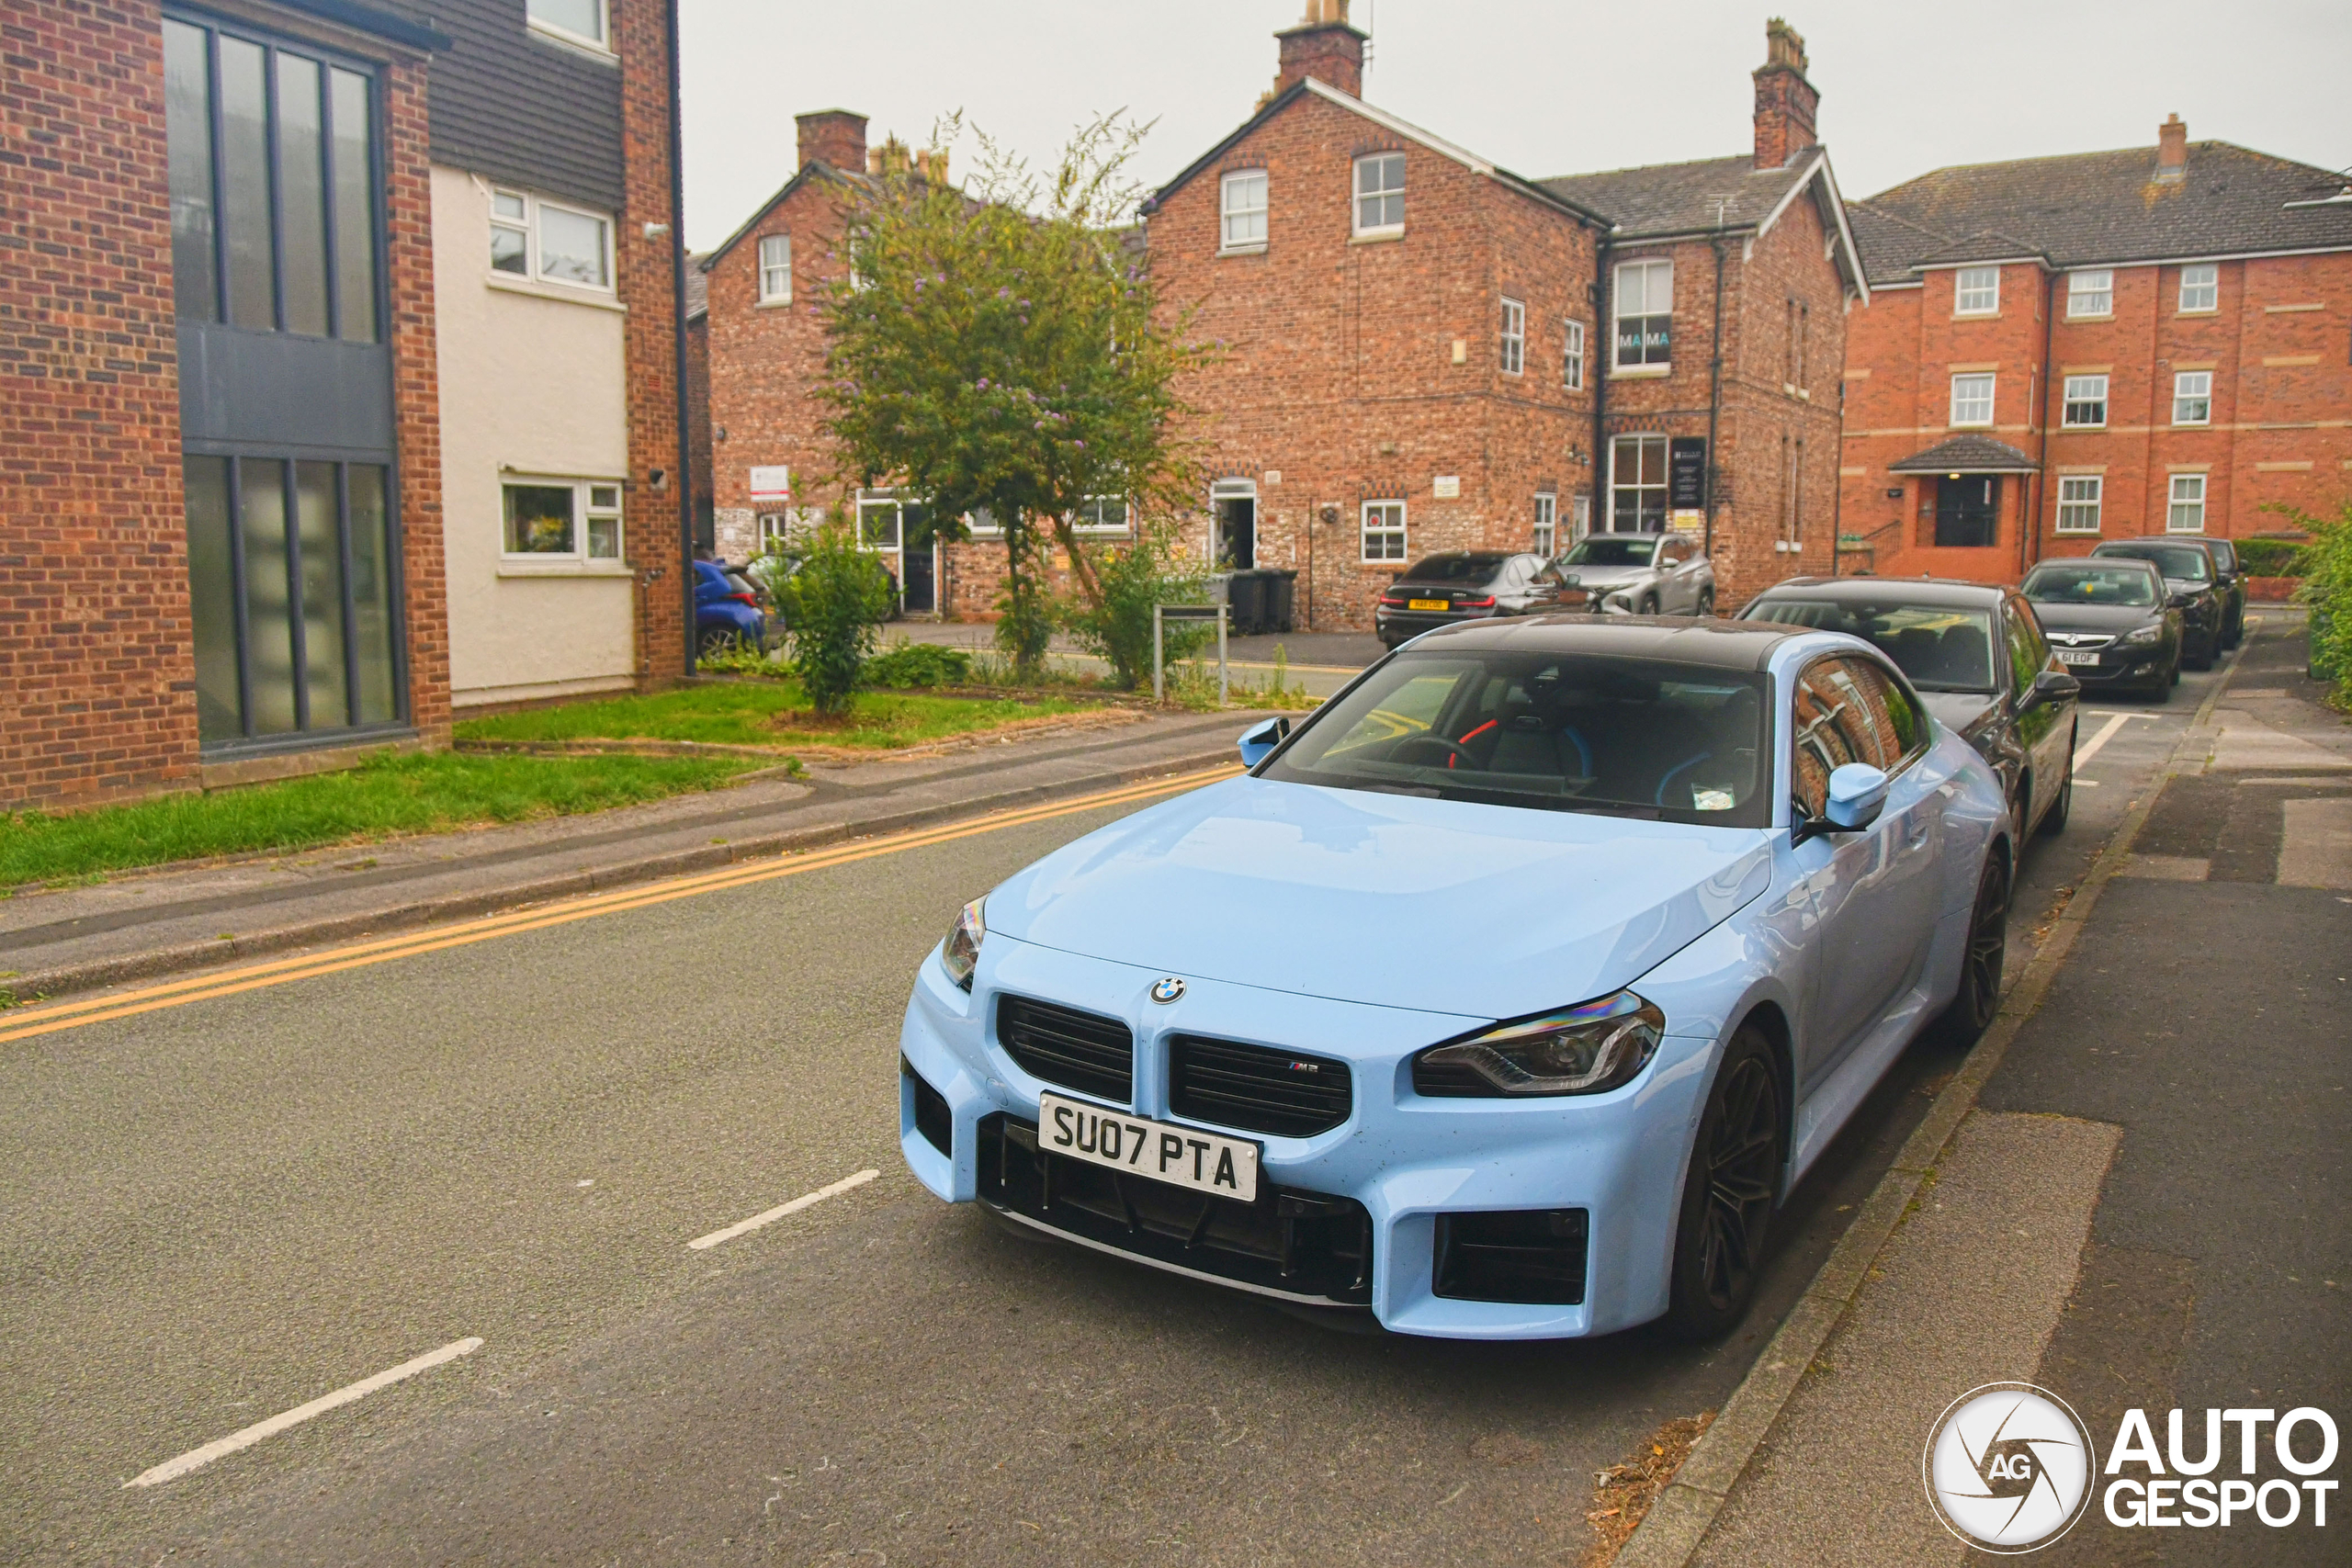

left=1663, top=1027, right=1784, bottom=1340
left=1639, top=593, right=1660, bottom=615
left=1934, top=852, right=2010, bottom=1048
left=1698, top=588, right=1717, bottom=618
left=2040, top=727, right=2074, bottom=836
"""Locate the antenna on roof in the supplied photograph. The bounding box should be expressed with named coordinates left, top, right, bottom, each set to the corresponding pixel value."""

left=1707, top=195, right=1742, bottom=228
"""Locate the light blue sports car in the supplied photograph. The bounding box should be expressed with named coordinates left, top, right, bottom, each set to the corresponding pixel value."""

left=898, top=616, right=2014, bottom=1339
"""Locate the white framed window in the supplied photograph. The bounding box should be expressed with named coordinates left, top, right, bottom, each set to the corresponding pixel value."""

left=1610, top=434, right=1668, bottom=532
left=856, top=491, right=903, bottom=552
left=1949, top=373, right=1996, bottom=427
left=2173, top=371, right=2212, bottom=425
left=503, top=479, right=621, bottom=560
left=1498, top=297, right=1524, bottom=375
left=757, top=513, right=796, bottom=550
left=757, top=234, right=792, bottom=303
left=1532, top=492, right=1557, bottom=556
left=1074, top=495, right=1131, bottom=534
left=1353, top=153, right=1405, bottom=236
left=2178, top=264, right=2218, bottom=312
left=1613, top=259, right=1672, bottom=368
left=2167, top=474, right=2206, bottom=533
left=1563, top=320, right=1585, bottom=389
left=2067, top=269, right=2112, bottom=318
left=489, top=188, right=612, bottom=291
left=1220, top=170, right=1268, bottom=251
left=1955, top=266, right=2000, bottom=315
left=1571, top=492, right=1591, bottom=542
left=2055, top=476, right=2102, bottom=534
left=2062, top=374, right=2108, bottom=428
left=526, top=0, right=606, bottom=50
left=1361, top=499, right=1407, bottom=562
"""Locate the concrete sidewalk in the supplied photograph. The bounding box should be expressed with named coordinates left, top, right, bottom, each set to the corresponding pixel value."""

left=1630, top=610, right=2352, bottom=1565
left=0, top=708, right=1270, bottom=1002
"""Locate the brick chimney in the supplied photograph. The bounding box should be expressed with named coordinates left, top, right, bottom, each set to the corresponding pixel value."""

left=1752, top=18, right=1819, bottom=170
left=797, top=109, right=868, bottom=174
left=1274, top=0, right=1367, bottom=99
left=2154, top=113, right=2188, bottom=182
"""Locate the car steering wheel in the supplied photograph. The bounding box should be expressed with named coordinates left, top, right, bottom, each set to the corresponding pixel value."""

left=1393, top=734, right=1478, bottom=769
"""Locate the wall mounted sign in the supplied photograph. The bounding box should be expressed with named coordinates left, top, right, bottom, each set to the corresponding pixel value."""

left=1432, top=475, right=1461, bottom=498
left=749, top=465, right=791, bottom=503
left=1668, top=438, right=1708, bottom=510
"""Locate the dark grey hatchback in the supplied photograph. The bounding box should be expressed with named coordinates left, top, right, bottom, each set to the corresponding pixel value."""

left=1739, top=577, right=2080, bottom=841
left=1374, top=551, right=1566, bottom=649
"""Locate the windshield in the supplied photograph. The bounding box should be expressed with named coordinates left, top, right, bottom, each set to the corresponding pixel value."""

left=2098, top=544, right=2211, bottom=582
left=2022, top=563, right=2160, bottom=607
left=1561, top=536, right=1658, bottom=568
left=1260, top=650, right=1770, bottom=827
left=1399, top=553, right=1512, bottom=584
left=1742, top=599, right=1997, bottom=693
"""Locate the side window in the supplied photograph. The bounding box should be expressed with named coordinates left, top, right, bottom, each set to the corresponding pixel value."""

left=2002, top=604, right=2044, bottom=701
left=1791, top=660, right=1875, bottom=818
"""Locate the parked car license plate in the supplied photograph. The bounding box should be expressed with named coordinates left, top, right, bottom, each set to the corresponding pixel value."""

left=1408, top=598, right=1449, bottom=612
left=2054, top=649, right=2102, bottom=666
left=1036, top=1092, right=1260, bottom=1202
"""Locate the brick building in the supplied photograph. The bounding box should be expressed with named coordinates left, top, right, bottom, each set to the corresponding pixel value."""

left=2, top=0, right=688, bottom=814
left=1138, top=9, right=1868, bottom=626
left=1840, top=122, right=2352, bottom=582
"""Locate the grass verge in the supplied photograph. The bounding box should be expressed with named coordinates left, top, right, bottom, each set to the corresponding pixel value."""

left=0, top=750, right=755, bottom=888
left=454, top=678, right=1091, bottom=750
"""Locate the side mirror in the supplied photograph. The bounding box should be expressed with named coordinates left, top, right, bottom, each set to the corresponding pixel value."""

left=1824, top=762, right=1889, bottom=831
left=1238, top=715, right=1291, bottom=767
left=2165, top=591, right=2194, bottom=608
left=2032, top=667, right=2081, bottom=705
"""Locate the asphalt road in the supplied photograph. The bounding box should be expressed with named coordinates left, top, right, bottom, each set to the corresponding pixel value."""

left=0, top=653, right=2244, bottom=1567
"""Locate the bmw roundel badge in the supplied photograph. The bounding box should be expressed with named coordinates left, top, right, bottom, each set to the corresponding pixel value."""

left=1148, top=976, right=1187, bottom=1004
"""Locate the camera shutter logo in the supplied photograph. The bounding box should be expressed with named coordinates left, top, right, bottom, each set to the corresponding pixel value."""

left=1924, top=1382, right=2095, bottom=1552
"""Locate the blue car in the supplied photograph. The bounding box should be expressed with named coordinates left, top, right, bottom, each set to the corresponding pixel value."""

left=898, top=617, right=2011, bottom=1339
left=695, top=559, right=766, bottom=656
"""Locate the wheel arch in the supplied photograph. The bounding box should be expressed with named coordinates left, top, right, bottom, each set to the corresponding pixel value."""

left=1733, top=999, right=1797, bottom=1201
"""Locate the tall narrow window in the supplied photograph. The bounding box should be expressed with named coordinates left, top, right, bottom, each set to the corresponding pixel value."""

left=492, top=191, right=529, bottom=274
left=184, top=456, right=240, bottom=740
left=2178, top=264, right=2218, bottom=312
left=2173, top=371, right=2211, bottom=425
left=296, top=460, right=347, bottom=725
left=1361, top=500, right=1407, bottom=561
left=164, top=20, right=218, bottom=322
left=1563, top=320, right=1585, bottom=389
left=1610, top=434, right=1668, bottom=531
left=240, top=462, right=298, bottom=735
left=1220, top=170, right=1268, bottom=250
left=1950, top=373, right=1996, bottom=427
left=330, top=67, right=377, bottom=341
left=758, top=233, right=792, bottom=302
left=1792, top=302, right=1809, bottom=388
left=275, top=53, right=329, bottom=336
left=2067, top=270, right=2113, bottom=317
left=1353, top=153, right=1405, bottom=235
left=218, top=37, right=276, bottom=330
left=2167, top=475, right=2206, bottom=533
left=1532, top=492, right=1557, bottom=556
left=1955, top=266, right=2000, bottom=315
left=346, top=466, right=397, bottom=725
left=2062, top=375, right=2108, bottom=428
left=1613, top=259, right=1672, bottom=368
left=1498, top=298, right=1524, bottom=375
left=2056, top=476, right=2102, bottom=534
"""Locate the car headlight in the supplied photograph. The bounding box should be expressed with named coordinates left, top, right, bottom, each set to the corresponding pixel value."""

left=2121, top=622, right=2165, bottom=646
left=940, top=896, right=986, bottom=990
left=1415, top=990, right=1665, bottom=1097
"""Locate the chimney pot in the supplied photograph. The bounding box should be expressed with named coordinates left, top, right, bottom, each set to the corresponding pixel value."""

left=2155, top=113, right=2188, bottom=180
left=796, top=109, right=868, bottom=174
left=1274, top=0, right=1367, bottom=99
left=1752, top=18, right=1819, bottom=171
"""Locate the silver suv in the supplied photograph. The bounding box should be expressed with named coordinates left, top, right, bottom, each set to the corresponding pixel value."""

left=1552, top=532, right=1716, bottom=616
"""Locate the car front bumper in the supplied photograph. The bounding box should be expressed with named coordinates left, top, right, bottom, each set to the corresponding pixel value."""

left=897, top=934, right=1715, bottom=1339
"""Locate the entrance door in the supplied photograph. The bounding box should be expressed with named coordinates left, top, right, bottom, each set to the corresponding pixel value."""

left=1934, top=476, right=1999, bottom=547
left=165, top=10, right=403, bottom=748
left=1212, top=479, right=1257, bottom=570
left=901, top=539, right=936, bottom=615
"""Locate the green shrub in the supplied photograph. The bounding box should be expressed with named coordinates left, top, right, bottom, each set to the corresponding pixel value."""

left=1061, top=523, right=1215, bottom=690
left=2290, top=502, right=2352, bottom=696
left=2235, top=537, right=2309, bottom=578
left=774, top=524, right=897, bottom=715
left=865, top=639, right=973, bottom=688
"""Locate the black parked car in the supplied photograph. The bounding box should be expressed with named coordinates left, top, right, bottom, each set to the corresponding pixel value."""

left=1739, top=577, right=2079, bottom=840
left=1374, top=552, right=1565, bottom=649
left=2018, top=558, right=2180, bottom=701
left=2194, top=538, right=2247, bottom=649
left=2088, top=540, right=2223, bottom=669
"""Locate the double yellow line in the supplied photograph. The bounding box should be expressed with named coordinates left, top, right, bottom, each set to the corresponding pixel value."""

left=0, top=763, right=1241, bottom=1048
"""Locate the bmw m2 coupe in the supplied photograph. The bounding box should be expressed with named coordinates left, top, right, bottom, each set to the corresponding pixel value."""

left=899, top=617, right=2012, bottom=1339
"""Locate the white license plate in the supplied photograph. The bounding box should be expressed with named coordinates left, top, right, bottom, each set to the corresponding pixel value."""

left=1036, top=1093, right=1261, bottom=1202
left=2054, top=649, right=2103, bottom=666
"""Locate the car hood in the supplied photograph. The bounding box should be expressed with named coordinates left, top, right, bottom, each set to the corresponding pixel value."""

left=2027, top=602, right=2165, bottom=635
left=1920, top=690, right=2002, bottom=739
left=1559, top=564, right=1654, bottom=590
left=986, top=777, right=1776, bottom=1021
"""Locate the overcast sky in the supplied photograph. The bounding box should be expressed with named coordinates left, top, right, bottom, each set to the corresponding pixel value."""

left=680, top=0, right=2351, bottom=251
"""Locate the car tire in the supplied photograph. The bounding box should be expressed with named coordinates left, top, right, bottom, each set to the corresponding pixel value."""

left=2039, top=733, right=2073, bottom=836
left=696, top=628, right=735, bottom=659
left=2188, top=633, right=2217, bottom=671
left=1930, top=852, right=2009, bottom=1051
left=1639, top=593, right=1660, bottom=616
left=1661, top=1024, right=1784, bottom=1342
left=2169, top=656, right=2182, bottom=688
left=1697, top=589, right=1717, bottom=618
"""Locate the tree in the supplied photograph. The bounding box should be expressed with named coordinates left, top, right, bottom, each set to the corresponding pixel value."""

left=775, top=521, right=898, bottom=716
left=816, top=116, right=1212, bottom=680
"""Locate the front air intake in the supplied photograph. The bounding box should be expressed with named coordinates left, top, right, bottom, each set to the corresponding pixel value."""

left=995, top=995, right=1134, bottom=1104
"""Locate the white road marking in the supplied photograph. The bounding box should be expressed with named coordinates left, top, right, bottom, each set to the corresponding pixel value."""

left=2071, top=712, right=2140, bottom=769
left=125, top=1337, right=482, bottom=1488
left=687, top=1168, right=879, bottom=1251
